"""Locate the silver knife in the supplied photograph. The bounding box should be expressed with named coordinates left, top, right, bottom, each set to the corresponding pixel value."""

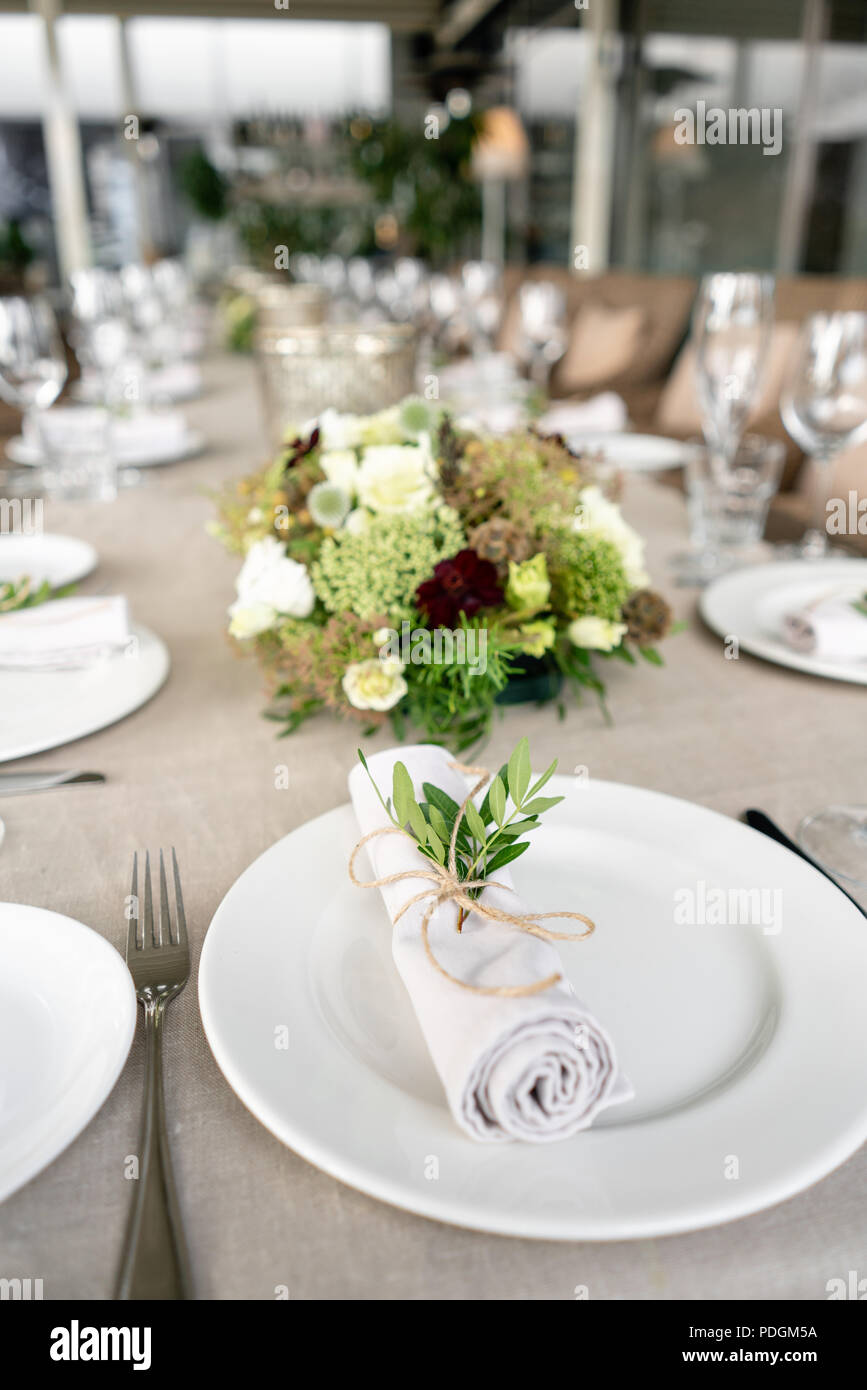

left=0, top=771, right=106, bottom=796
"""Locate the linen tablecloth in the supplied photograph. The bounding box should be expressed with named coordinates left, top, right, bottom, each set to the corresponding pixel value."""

left=0, top=350, right=864, bottom=1300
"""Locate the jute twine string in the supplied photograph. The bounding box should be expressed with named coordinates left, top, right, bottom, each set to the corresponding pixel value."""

left=348, top=761, right=595, bottom=998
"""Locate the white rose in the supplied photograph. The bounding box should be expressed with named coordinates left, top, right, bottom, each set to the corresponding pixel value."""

left=228, top=536, right=314, bottom=636
left=356, top=444, right=435, bottom=515
left=316, top=408, right=363, bottom=452
left=228, top=601, right=275, bottom=639
left=575, top=485, right=649, bottom=589
left=567, top=616, right=627, bottom=652
left=319, top=449, right=359, bottom=496
left=342, top=656, right=407, bottom=711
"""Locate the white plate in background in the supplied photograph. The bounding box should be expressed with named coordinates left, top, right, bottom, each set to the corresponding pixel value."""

left=701, top=558, right=867, bottom=686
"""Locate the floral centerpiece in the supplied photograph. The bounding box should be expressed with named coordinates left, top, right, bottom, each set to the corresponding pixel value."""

left=212, top=399, right=672, bottom=749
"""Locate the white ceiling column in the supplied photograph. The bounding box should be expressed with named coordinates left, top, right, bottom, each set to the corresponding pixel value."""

left=570, top=0, right=618, bottom=275
left=29, top=0, right=92, bottom=276
left=117, top=15, right=152, bottom=263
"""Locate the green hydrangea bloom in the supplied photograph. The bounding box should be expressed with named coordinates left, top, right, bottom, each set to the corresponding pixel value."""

left=312, top=507, right=465, bottom=622
left=546, top=529, right=630, bottom=622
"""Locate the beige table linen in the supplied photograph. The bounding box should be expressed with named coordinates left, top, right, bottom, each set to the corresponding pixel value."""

left=0, top=351, right=865, bottom=1300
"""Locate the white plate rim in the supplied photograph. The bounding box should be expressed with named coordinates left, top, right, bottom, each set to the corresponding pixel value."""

left=198, top=776, right=867, bottom=1242
left=700, top=558, right=867, bottom=686
left=0, top=622, right=170, bottom=763
left=5, top=429, right=206, bottom=470
left=0, top=533, right=98, bottom=589
left=0, top=902, right=136, bottom=1202
left=564, top=432, right=690, bottom=471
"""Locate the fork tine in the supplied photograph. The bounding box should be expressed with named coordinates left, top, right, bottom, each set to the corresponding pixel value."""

left=171, top=848, right=188, bottom=953
left=143, top=849, right=155, bottom=948
left=126, top=851, right=139, bottom=959
left=159, top=848, right=171, bottom=946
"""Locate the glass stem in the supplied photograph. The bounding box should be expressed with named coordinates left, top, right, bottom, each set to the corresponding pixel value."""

left=803, top=451, right=833, bottom=558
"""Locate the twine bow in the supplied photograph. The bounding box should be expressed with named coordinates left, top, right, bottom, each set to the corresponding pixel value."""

left=348, top=761, right=595, bottom=998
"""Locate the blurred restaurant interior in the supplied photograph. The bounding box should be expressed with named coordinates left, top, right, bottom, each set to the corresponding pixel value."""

left=0, top=0, right=866, bottom=539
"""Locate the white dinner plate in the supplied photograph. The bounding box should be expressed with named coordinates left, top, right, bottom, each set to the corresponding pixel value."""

left=199, top=775, right=867, bottom=1240
left=0, top=623, right=170, bottom=762
left=0, top=533, right=97, bottom=589
left=701, top=558, right=867, bottom=685
left=6, top=429, right=206, bottom=470
left=566, top=432, right=690, bottom=471
left=0, top=903, right=136, bottom=1202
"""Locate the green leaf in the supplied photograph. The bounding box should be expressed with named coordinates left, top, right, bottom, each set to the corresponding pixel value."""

left=521, top=795, right=564, bottom=815
left=507, top=737, right=531, bottom=805
left=639, top=646, right=664, bottom=666
left=427, top=804, right=449, bottom=842
left=392, top=761, right=415, bottom=826
left=485, top=841, right=530, bottom=874
left=407, top=800, right=428, bottom=844
left=526, top=758, right=557, bottom=799
left=479, top=763, right=508, bottom=824
left=463, top=800, right=487, bottom=842
left=426, top=825, right=445, bottom=863
left=422, top=783, right=461, bottom=827
left=488, top=774, right=507, bottom=827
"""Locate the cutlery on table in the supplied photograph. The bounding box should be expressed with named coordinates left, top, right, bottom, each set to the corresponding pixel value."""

left=743, top=808, right=867, bottom=921
left=0, top=770, right=105, bottom=796
left=117, top=848, right=193, bottom=1300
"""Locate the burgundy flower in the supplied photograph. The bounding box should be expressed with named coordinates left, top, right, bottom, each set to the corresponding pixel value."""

left=282, top=426, right=320, bottom=471
left=415, top=549, right=504, bottom=627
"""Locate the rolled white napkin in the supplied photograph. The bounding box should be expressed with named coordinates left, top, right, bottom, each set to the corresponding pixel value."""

left=348, top=744, right=632, bottom=1142
left=0, top=596, right=129, bottom=670
left=537, top=392, right=628, bottom=437
left=782, top=596, right=867, bottom=662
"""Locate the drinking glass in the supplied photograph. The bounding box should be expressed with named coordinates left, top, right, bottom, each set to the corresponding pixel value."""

left=671, top=435, right=784, bottom=585
left=35, top=406, right=117, bottom=502
left=693, top=272, right=775, bottom=465
left=780, top=312, right=867, bottom=558
left=798, top=806, right=867, bottom=888
left=517, top=281, right=568, bottom=389
left=0, top=297, right=67, bottom=436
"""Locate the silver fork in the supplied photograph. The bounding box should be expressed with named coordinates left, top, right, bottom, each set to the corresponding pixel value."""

left=117, top=849, right=193, bottom=1300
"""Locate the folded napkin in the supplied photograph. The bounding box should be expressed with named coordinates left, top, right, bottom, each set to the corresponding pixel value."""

left=782, top=595, right=867, bottom=663
left=536, top=392, right=628, bottom=438
left=0, top=596, right=129, bottom=670
left=348, top=745, right=631, bottom=1142
left=111, top=409, right=190, bottom=460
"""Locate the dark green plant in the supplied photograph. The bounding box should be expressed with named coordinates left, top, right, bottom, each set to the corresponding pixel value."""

left=178, top=149, right=228, bottom=222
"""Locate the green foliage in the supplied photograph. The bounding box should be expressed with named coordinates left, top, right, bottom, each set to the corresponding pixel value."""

left=546, top=530, right=631, bottom=622
left=0, top=575, right=70, bottom=613
left=312, top=509, right=465, bottom=622
left=0, top=219, right=34, bottom=273
left=178, top=149, right=228, bottom=222
left=359, top=737, right=563, bottom=901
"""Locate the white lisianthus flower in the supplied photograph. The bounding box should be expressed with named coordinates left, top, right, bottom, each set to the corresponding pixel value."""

left=575, top=485, right=649, bottom=589
left=228, top=536, right=315, bottom=637
left=316, top=408, right=363, bottom=452
left=357, top=406, right=405, bottom=446
left=319, top=448, right=360, bottom=496
left=356, top=443, right=435, bottom=515
left=342, top=656, right=407, bottom=711
left=228, top=601, right=276, bottom=639
left=568, top=615, right=628, bottom=652
left=344, top=507, right=370, bottom=535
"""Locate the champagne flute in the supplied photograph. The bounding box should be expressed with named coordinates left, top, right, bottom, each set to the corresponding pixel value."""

left=0, top=297, right=68, bottom=434
left=517, top=281, right=567, bottom=390
left=780, top=312, right=867, bottom=559
left=693, top=272, right=775, bottom=465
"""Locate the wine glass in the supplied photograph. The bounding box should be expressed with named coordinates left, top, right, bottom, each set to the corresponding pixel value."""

left=517, top=281, right=567, bottom=389
left=780, top=312, right=867, bottom=558
left=0, top=297, right=67, bottom=435
left=693, top=272, right=775, bottom=465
